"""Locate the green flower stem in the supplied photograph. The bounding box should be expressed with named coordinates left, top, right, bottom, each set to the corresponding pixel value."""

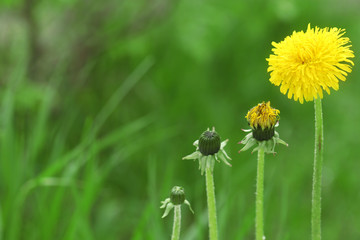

left=312, top=98, right=324, bottom=240
left=171, top=205, right=181, bottom=240
left=205, top=167, right=218, bottom=240
left=256, top=145, right=265, bottom=240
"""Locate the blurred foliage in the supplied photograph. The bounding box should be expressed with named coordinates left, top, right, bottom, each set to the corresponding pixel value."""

left=0, top=0, right=359, bottom=239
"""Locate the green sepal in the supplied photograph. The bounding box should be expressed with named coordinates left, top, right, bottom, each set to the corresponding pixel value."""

left=193, top=140, right=199, bottom=148
left=220, top=139, right=229, bottom=149
left=160, top=198, right=174, bottom=218
left=160, top=198, right=170, bottom=208
left=182, top=151, right=202, bottom=160
left=275, top=137, right=288, bottom=147
left=239, top=137, right=257, bottom=152
left=239, top=129, right=288, bottom=154
left=199, top=155, right=207, bottom=175
left=161, top=203, right=174, bottom=218
left=240, top=132, right=253, bottom=143
left=184, top=200, right=194, bottom=214
left=217, top=150, right=232, bottom=167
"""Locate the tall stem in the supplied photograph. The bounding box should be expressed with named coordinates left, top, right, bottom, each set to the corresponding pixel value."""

left=312, top=98, right=324, bottom=240
left=205, top=167, right=218, bottom=240
left=171, top=205, right=181, bottom=240
left=256, top=145, right=265, bottom=240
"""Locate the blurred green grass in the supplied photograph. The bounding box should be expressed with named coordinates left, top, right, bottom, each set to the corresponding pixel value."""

left=0, top=0, right=359, bottom=239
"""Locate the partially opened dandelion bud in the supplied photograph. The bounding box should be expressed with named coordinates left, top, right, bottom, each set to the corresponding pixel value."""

left=239, top=101, right=287, bottom=154
left=170, top=186, right=186, bottom=205
left=199, top=130, right=221, bottom=155
left=246, top=102, right=279, bottom=141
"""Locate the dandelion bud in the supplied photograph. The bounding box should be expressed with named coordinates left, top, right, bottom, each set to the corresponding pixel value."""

left=170, top=186, right=186, bottom=205
left=246, top=102, right=279, bottom=141
left=199, top=129, right=221, bottom=156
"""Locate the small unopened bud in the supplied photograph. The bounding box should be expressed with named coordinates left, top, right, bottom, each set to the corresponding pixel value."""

left=170, top=186, right=186, bottom=205
left=199, top=130, right=221, bottom=156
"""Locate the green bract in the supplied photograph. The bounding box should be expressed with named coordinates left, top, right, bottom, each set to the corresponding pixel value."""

left=239, top=123, right=288, bottom=154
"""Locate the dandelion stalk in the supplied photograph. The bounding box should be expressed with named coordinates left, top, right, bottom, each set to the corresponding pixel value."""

left=171, top=206, right=181, bottom=240
left=205, top=166, right=218, bottom=240
left=238, top=102, right=288, bottom=240
left=256, top=145, right=265, bottom=240
left=161, top=186, right=194, bottom=240
left=267, top=24, right=354, bottom=240
left=312, top=97, right=323, bottom=240
left=183, top=127, right=232, bottom=240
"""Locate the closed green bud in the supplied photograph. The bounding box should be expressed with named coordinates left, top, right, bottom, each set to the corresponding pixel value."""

left=170, top=186, right=186, bottom=205
left=199, top=130, right=220, bottom=156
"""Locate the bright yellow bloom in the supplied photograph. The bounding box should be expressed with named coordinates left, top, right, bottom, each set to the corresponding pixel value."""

left=246, top=101, right=279, bottom=130
left=267, top=24, right=354, bottom=104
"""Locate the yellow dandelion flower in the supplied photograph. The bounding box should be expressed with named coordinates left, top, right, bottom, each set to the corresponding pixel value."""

left=246, top=101, right=279, bottom=130
left=267, top=24, right=355, bottom=104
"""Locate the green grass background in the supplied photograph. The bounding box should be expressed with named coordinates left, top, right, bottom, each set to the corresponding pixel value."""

left=0, top=0, right=359, bottom=239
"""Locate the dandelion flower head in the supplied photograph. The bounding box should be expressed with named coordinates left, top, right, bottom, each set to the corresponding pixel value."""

left=246, top=101, right=279, bottom=130
left=267, top=24, right=354, bottom=103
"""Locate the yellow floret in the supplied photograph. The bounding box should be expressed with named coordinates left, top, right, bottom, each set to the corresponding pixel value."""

left=246, top=102, right=279, bottom=130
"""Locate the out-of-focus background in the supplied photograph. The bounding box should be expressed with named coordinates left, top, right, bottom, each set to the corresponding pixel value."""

left=0, top=0, right=359, bottom=239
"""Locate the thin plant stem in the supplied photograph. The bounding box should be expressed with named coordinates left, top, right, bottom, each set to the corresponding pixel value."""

left=256, top=145, right=265, bottom=240
left=205, top=167, right=218, bottom=240
left=171, top=205, right=181, bottom=240
left=312, top=97, right=324, bottom=240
